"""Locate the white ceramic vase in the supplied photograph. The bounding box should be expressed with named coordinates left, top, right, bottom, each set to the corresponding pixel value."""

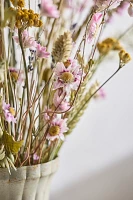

left=0, top=158, right=59, bottom=200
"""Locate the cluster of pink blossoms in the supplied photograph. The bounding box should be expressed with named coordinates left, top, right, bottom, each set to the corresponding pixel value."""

left=13, top=30, right=36, bottom=49
left=40, top=0, right=59, bottom=18
left=87, top=13, right=103, bottom=43
left=88, top=0, right=133, bottom=43
left=45, top=59, right=82, bottom=141
left=13, top=30, right=50, bottom=59
left=53, top=89, right=70, bottom=112
left=95, top=0, right=123, bottom=10
left=9, top=67, right=24, bottom=83
left=2, top=102, right=16, bottom=123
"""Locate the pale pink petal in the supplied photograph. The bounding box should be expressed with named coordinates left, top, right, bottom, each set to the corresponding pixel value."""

left=41, top=0, right=60, bottom=18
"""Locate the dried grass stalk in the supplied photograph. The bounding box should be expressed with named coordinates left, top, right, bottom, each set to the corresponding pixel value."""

left=66, top=89, right=92, bottom=135
left=52, top=32, right=72, bottom=63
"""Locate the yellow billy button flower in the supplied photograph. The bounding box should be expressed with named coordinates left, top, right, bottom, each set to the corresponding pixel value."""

left=34, top=20, right=43, bottom=27
left=28, top=9, right=34, bottom=14
left=28, top=19, right=34, bottom=27
left=9, top=107, right=15, bottom=116
left=38, top=20, right=43, bottom=27
left=29, top=13, right=35, bottom=20
left=18, top=0, right=25, bottom=7
left=22, top=14, right=29, bottom=22
left=49, top=125, right=60, bottom=136
left=15, top=20, right=22, bottom=28
left=97, top=37, right=122, bottom=55
left=10, top=0, right=25, bottom=7
left=97, top=43, right=111, bottom=54
left=34, top=20, right=40, bottom=27
left=16, top=12, right=22, bottom=20
left=119, top=50, right=131, bottom=64
left=61, top=72, right=74, bottom=83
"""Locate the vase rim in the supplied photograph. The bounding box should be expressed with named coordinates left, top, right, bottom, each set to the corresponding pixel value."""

left=0, top=157, right=59, bottom=180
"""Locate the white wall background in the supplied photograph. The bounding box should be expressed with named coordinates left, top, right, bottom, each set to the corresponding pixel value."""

left=50, top=10, right=133, bottom=200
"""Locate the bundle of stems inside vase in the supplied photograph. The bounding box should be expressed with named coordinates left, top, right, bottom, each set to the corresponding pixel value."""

left=0, top=0, right=132, bottom=172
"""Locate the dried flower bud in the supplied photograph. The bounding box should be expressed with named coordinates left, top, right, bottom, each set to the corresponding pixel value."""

left=128, top=3, right=133, bottom=17
left=10, top=0, right=25, bottom=7
left=119, top=50, right=131, bottom=64
left=64, top=60, right=71, bottom=68
left=15, top=20, right=22, bottom=28
left=52, top=32, right=72, bottom=63
left=97, top=37, right=123, bottom=54
left=97, top=43, right=111, bottom=54
left=77, top=53, right=85, bottom=66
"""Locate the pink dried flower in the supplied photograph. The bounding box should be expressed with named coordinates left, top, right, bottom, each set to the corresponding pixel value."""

left=98, top=88, right=106, bottom=98
left=46, top=117, right=68, bottom=141
left=95, top=0, right=123, bottom=10
left=95, top=0, right=109, bottom=9
left=41, top=0, right=60, bottom=18
left=79, top=0, right=89, bottom=12
left=36, top=44, right=50, bottom=58
left=53, top=89, right=71, bottom=112
left=91, top=81, right=106, bottom=99
left=94, top=88, right=106, bottom=99
left=116, top=1, right=129, bottom=15
left=44, top=107, right=57, bottom=121
left=128, top=3, right=133, bottom=17
left=33, top=153, right=39, bottom=161
left=13, top=30, right=36, bottom=49
left=2, top=102, right=16, bottom=123
left=53, top=59, right=82, bottom=93
left=9, top=68, right=24, bottom=83
left=63, top=0, right=73, bottom=8
left=87, top=13, right=103, bottom=43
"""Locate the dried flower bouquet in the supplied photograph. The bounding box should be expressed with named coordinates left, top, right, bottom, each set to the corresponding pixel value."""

left=0, top=0, right=132, bottom=173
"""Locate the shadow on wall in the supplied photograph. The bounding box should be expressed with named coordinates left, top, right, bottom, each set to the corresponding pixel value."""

left=50, top=154, right=133, bottom=200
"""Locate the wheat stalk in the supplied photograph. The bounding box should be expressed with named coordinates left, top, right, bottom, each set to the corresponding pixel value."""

left=52, top=32, right=72, bottom=63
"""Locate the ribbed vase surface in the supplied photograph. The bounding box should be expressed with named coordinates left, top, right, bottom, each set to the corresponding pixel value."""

left=0, top=158, right=59, bottom=200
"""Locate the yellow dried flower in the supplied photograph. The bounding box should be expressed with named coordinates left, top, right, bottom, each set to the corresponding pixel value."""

left=34, top=13, right=39, bottom=18
left=28, top=19, right=34, bottom=27
left=97, top=37, right=122, bottom=55
left=15, top=20, right=22, bottom=28
left=49, top=126, right=60, bottom=136
left=8, top=4, right=42, bottom=29
left=29, top=13, right=35, bottom=20
left=10, top=0, right=25, bottom=7
left=22, top=14, right=29, bottom=22
left=38, top=20, right=43, bottom=27
left=23, top=9, right=28, bottom=13
left=119, top=50, right=131, bottom=64
left=61, top=72, right=74, bottom=83
left=97, top=43, right=110, bottom=54
left=18, top=0, right=25, bottom=7
left=28, top=9, right=34, bottom=14
left=16, top=12, right=22, bottom=20
left=33, top=20, right=39, bottom=27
